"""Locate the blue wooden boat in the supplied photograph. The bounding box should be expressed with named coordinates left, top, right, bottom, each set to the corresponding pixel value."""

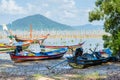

left=9, top=47, right=68, bottom=62
left=67, top=48, right=116, bottom=69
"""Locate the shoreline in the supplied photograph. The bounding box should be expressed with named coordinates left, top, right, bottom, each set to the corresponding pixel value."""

left=0, top=53, right=120, bottom=80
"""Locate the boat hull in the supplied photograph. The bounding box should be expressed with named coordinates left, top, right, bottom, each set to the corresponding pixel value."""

left=15, top=38, right=33, bottom=42
left=9, top=48, right=68, bottom=62
left=67, top=57, right=109, bottom=69
left=0, top=42, right=32, bottom=53
left=15, top=34, right=50, bottom=42
left=10, top=52, right=65, bottom=62
left=42, top=41, right=85, bottom=48
left=10, top=53, right=65, bottom=62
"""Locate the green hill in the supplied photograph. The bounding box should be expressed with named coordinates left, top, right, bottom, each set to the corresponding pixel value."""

left=6, top=14, right=73, bottom=31
left=73, top=24, right=103, bottom=31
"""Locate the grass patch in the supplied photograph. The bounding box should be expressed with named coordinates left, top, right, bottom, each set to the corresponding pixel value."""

left=32, top=74, right=44, bottom=79
left=31, top=74, right=54, bottom=80
left=83, top=72, right=101, bottom=80
left=51, top=72, right=107, bottom=80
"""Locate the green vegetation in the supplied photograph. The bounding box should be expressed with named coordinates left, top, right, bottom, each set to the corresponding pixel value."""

left=51, top=72, right=106, bottom=80
left=32, top=74, right=44, bottom=80
left=89, top=0, right=120, bottom=55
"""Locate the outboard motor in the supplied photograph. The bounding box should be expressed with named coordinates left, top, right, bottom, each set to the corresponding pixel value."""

left=73, top=48, right=83, bottom=62
left=14, top=46, right=22, bottom=53
left=74, top=48, right=83, bottom=57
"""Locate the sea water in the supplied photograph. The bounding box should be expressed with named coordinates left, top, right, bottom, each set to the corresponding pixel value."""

left=0, top=38, right=104, bottom=50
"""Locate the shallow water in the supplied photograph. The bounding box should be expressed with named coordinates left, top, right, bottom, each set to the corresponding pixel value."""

left=82, top=38, right=104, bottom=52
left=0, top=38, right=104, bottom=49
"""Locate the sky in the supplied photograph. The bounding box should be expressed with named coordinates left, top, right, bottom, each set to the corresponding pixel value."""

left=0, top=0, right=103, bottom=26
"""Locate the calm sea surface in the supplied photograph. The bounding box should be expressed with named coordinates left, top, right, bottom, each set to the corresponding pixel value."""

left=0, top=38, right=104, bottom=52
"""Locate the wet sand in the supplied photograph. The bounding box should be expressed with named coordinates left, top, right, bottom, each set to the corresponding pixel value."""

left=0, top=53, right=120, bottom=80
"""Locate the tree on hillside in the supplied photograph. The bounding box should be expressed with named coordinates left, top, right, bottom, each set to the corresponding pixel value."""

left=89, top=0, right=120, bottom=55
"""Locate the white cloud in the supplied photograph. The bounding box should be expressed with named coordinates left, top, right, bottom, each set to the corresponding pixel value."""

left=44, top=11, right=51, bottom=17
left=0, top=0, right=98, bottom=26
left=60, top=0, right=78, bottom=18
left=44, top=0, right=79, bottom=25
left=42, top=3, right=49, bottom=7
left=79, top=8, right=91, bottom=13
left=63, top=10, right=76, bottom=18
left=0, top=0, right=26, bottom=15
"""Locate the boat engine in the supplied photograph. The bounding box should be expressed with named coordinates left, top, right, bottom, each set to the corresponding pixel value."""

left=14, top=46, right=23, bottom=53
left=74, top=48, right=83, bottom=59
left=72, top=47, right=84, bottom=63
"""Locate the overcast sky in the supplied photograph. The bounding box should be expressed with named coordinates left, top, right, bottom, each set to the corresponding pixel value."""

left=0, top=0, right=103, bottom=26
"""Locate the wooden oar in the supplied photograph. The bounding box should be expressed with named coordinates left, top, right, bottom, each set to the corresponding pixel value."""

left=46, top=60, right=68, bottom=70
left=30, top=24, right=32, bottom=39
left=46, top=46, right=75, bottom=70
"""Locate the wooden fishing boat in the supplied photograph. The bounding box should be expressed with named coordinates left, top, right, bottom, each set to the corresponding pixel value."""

left=67, top=57, right=110, bottom=69
left=0, top=41, right=33, bottom=53
left=9, top=47, right=68, bottom=62
left=14, top=36, right=33, bottom=42
left=67, top=48, right=114, bottom=69
left=41, top=41, right=85, bottom=48
left=14, top=34, right=50, bottom=42
left=2, top=24, right=50, bottom=43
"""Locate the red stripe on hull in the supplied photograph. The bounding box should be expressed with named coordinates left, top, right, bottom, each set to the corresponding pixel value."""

left=10, top=52, right=65, bottom=62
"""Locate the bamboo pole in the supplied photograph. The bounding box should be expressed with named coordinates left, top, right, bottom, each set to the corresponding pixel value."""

left=30, top=24, right=32, bottom=39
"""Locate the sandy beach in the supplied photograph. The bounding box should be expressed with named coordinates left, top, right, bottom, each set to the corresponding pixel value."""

left=0, top=52, right=120, bottom=80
